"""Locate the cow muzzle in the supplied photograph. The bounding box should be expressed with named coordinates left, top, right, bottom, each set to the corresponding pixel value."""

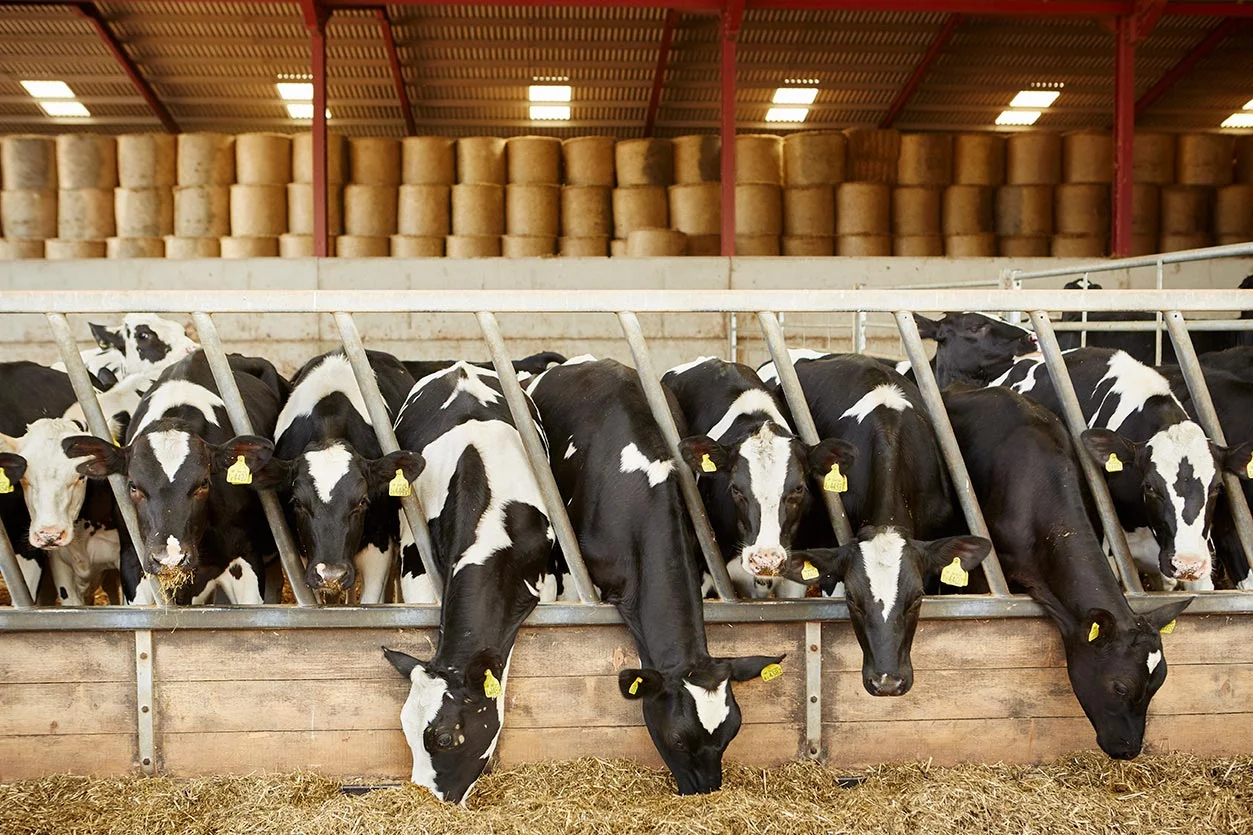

left=1170, top=554, right=1209, bottom=582
left=310, top=561, right=355, bottom=593
left=740, top=546, right=787, bottom=577
left=30, top=527, right=71, bottom=548
left=864, top=672, right=911, bottom=697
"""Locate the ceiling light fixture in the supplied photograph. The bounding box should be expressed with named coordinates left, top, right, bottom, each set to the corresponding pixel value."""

left=277, top=82, right=314, bottom=101
left=765, top=107, right=809, bottom=123
left=529, top=85, right=572, bottom=103
left=1221, top=113, right=1253, bottom=128
left=21, top=80, right=75, bottom=99
left=996, top=109, right=1042, bottom=126
left=772, top=87, right=818, bottom=105
left=530, top=104, right=571, bottom=120
left=39, top=100, right=90, bottom=117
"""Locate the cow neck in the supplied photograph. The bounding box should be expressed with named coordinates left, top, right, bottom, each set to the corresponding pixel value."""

left=1105, top=395, right=1187, bottom=443
left=861, top=419, right=913, bottom=532
left=619, top=521, right=712, bottom=674
left=1032, top=519, right=1138, bottom=631
left=431, top=573, right=535, bottom=671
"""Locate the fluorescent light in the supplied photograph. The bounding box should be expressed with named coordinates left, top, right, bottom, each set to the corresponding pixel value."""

left=765, top=107, right=809, bottom=123
left=277, top=82, right=313, bottom=101
left=529, top=85, right=571, bottom=103
left=529, top=104, right=570, bottom=121
left=1243, top=98, right=1253, bottom=111
left=1010, top=90, right=1059, bottom=108
left=21, top=80, right=74, bottom=99
left=39, top=100, right=90, bottom=117
left=772, top=87, right=818, bottom=105
left=996, top=109, right=1042, bottom=126
left=1221, top=113, right=1253, bottom=128
left=286, top=103, right=331, bottom=120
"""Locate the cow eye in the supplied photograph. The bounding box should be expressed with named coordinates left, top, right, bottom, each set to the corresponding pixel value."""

left=356, top=496, right=370, bottom=512
left=97, top=340, right=110, bottom=350
left=1112, top=682, right=1129, bottom=698
left=135, top=331, right=150, bottom=341
left=786, top=487, right=805, bottom=503
left=192, top=479, right=210, bottom=495
left=670, top=735, right=686, bottom=751
left=127, top=481, right=143, bottom=498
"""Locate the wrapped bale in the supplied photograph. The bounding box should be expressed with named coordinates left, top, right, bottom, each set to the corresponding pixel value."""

left=1, top=189, right=56, bottom=239
left=456, top=138, right=507, bottom=185
left=177, top=133, right=235, bottom=186
left=506, top=136, right=562, bottom=184
left=1054, top=184, right=1110, bottom=236
left=451, top=183, right=504, bottom=236
left=897, top=133, right=953, bottom=187
left=1062, top=131, right=1113, bottom=184
left=1237, top=136, right=1253, bottom=185
left=292, top=132, right=348, bottom=184
left=783, top=236, right=836, bottom=256
left=234, top=133, right=291, bottom=185
left=58, top=188, right=115, bottom=240
left=735, top=184, right=782, bottom=235
left=843, top=128, right=900, bottom=184
left=506, top=184, right=560, bottom=237
left=220, top=236, right=279, bottom=258
left=616, top=139, right=673, bottom=187
left=686, top=234, right=721, bottom=256
left=736, top=135, right=783, bottom=185
left=229, top=184, right=287, bottom=237
left=669, top=184, right=722, bottom=236
left=115, top=188, right=174, bottom=238
left=1132, top=183, right=1161, bottom=238
left=401, top=137, right=456, bottom=185
left=891, top=187, right=941, bottom=236
left=174, top=186, right=230, bottom=238
left=1177, top=133, right=1235, bottom=186
left=503, top=235, right=557, bottom=257
left=736, top=234, right=781, bottom=256
left=946, top=234, right=997, bottom=257
left=1006, top=133, right=1062, bottom=185
left=561, top=186, right=612, bottom=237
left=783, top=185, right=835, bottom=237
left=117, top=133, right=176, bottom=188
left=1134, top=132, right=1176, bottom=185
left=445, top=235, right=500, bottom=258
left=45, top=239, right=105, bottom=260
left=894, top=235, right=944, bottom=257
left=998, top=236, right=1050, bottom=257
left=390, top=235, right=445, bottom=257
left=996, top=185, right=1054, bottom=236
left=56, top=135, right=117, bottom=189
left=835, top=182, right=890, bottom=236
left=561, top=137, right=615, bottom=187
left=942, top=185, right=995, bottom=235
left=612, top=186, right=667, bottom=239
left=279, top=234, right=315, bottom=258
left=2, top=136, right=56, bottom=190
left=783, top=131, right=846, bottom=186
left=336, top=235, right=390, bottom=257
left=953, top=133, right=1005, bottom=186
left=398, top=185, right=451, bottom=237
left=836, top=235, right=891, bottom=256
left=1160, top=232, right=1212, bottom=252
left=349, top=137, right=401, bottom=186
left=627, top=228, right=685, bottom=256
left=1051, top=235, right=1107, bottom=258
left=1215, top=185, right=1253, bottom=237
left=0, top=238, right=45, bottom=260
left=672, top=135, right=721, bottom=185
left=287, top=183, right=344, bottom=235
left=610, top=239, right=627, bottom=257
left=163, top=236, right=219, bottom=258
left=343, top=184, right=399, bottom=237
left=558, top=236, right=608, bottom=257
left=1159, top=185, right=1212, bottom=234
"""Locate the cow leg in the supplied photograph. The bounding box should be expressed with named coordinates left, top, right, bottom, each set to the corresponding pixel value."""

left=774, top=578, right=809, bottom=599
left=214, top=557, right=264, bottom=605
left=354, top=543, right=394, bottom=605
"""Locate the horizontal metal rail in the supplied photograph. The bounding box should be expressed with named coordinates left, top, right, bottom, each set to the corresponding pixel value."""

left=1009, top=241, right=1253, bottom=281
left=791, top=318, right=1253, bottom=334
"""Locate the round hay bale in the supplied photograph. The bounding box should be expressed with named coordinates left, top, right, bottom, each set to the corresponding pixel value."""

left=558, top=236, right=608, bottom=257
left=669, top=183, right=722, bottom=235
left=736, top=135, right=783, bottom=185
left=1006, top=132, right=1062, bottom=185
left=561, top=186, right=612, bottom=237
left=505, top=184, right=560, bottom=236
left=163, top=236, right=219, bottom=258
left=686, top=234, right=721, bottom=256
left=278, top=234, right=319, bottom=258
left=1177, top=133, right=1235, bottom=186
left=673, top=135, right=721, bottom=184
left=1062, top=131, right=1113, bottom=184
left=835, top=182, right=890, bottom=236
left=626, top=228, right=685, bottom=257
left=945, top=233, right=997, bottom=257
left=610, top=238, right=627, bottom=257
left=445, top=234, right=500, bottom=258
left=230, top=184, right=287, bottom=237
left=220, top=236, right=278, bottom=258
left=783, top=131, right=846, bottom=186
left=942, top=185, right=995, bottom=234
left=894, top=235, right=943, bottom=256
left=995, top=185, right=1054, bottom=236
left=1159, top=185, right=1212, bottom=234
left=177, top=133, right=235, bottom=186
left=783, top=236, right=836, bottom=256
left=1132, top=183, right=1161, bottom=237
left=0, top=238, right=44, bottom=260
left=561, top=137, right=615, bottom=187
left=1131, top=233, right=1158, bottom=255
left=117, top=133, right=176, bottom=188
left=115, top=188, right=174, bottom=238
left=1236, top=136, right=1253, bottom=185
left=1160, top=232, right=1211, bottom=253
left=45, top=239, right=105, bottom=260
left=336, top=235, right=390, bottom=257
left=843, top=128, right=900, bottom=184
left=736, top=234, right=781, bottom=256
left=735, top=184, right=782, bottom=235
left=56, top=135, right=117, bottom=190
left=506, top=136, right=562, bottom=184
left=836, top=234, right=891, bottom=256
left=1215, top=185, right=1253, bottom=236
left=1134, top=132, right=1176, bottom=184
left=998, top=236, right=1050, bottom=257
left=1, top=136, right=56, bottom=190
left=451, top=183, right=504, bottom=236
left=782, top=185, right=835, bottom=237
left=401, top=137, right=456, bottom=185
left=174, top=185, right=229, bottom=237
left=1217, top=233, right=1252, bottom=246
left=58, top=189, right=115, bottom=240
left=349, top=137, right=401, bottom=186
left=344, top=184, right=399, bottom=236
left=953, top=133, right=1006, bottom=186
left=612, top=186, right=667, bottom=238
left=287, top=183, right=344, bottom=235
left=390, top=235, right=444, bottom=257
left=897, top=133, right=953, bottom=187
left=892, top=187, right=942, bottom=236
left=503, top=235, right=556, bottom=257
left=1, top=189, right=57, bottom=239
left=234, top=133, right=291, bottom=185
left=1051, top=235, right=1106, bottom=258
left=1054, top=184, right=1110, bottom=236
left=457, top=137, right=507, bottom=185
left=616, top=139, right=673, bottom=187
left=397, top=185, right=451, bottom=237
left=292, top=132, right=348, bottom=184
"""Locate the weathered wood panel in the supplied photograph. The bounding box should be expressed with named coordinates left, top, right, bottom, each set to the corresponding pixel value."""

left=0, top=682, right=135, bottom=736
left=0, top=734, right=139, bottom=781
left=0, top=631, right=134, bottom=684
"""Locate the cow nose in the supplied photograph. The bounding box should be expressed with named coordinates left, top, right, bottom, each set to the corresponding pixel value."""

left=865, top=673, right=909, bottom=697
left=741, top=547, right=787, bottom=577
left=31, top=528, right=70, bottom=548
left=313, top=562, right=353, bottom=589
left=1170, top=555, right=1209, bottom=582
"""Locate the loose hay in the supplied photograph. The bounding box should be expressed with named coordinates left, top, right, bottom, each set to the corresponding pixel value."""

left=1, top=754, right=1250, bottom=835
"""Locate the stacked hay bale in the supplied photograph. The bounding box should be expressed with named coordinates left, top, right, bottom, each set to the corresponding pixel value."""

left=449, top=137, right=505, bottom=257
left=1159, top=133, right=1232, bottom=252
left=892, top=133, right=950, bottom=256
left=113, top=134, right=174, bottom=258
left=1218, top=134, right=1253, bottom=246
left=836, top=129, right=895, bottom=255
left=614, top=138, right=673, bottom=255
left=669, top=135, right=720, bottom=256
left=171, top=133, right=234, bottom=259
left=996, top=132, right=1059, bottom=257
left=285, top=131, right=346, bottom=256
left=50, top=135, right=115, bottom=260
left=341, top=137, right=398, bottom=257
left=1132, top=132, right=1173, bottom=256
left=945, top=133, right=1002, bottom=257
left=504, top=136, right=560, bottom=257
left=735, top=135, right=782, bottom=255
left=1053, top=130, right=1110, bottom=257
left=781, top=131, right=843, bottom=255
left=223, top=133, right=289, bottom=258
left=1, top=136, right=57, bottom=259
left=560, top=137, right=614, bottom=256
left=394, top=137, right=453, bottom=257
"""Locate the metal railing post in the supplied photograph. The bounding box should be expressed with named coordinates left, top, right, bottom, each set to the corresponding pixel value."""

left=618, top=311, right=737, bottom=601
left=1029, top=311, right=1144, bottom=593
left=332, top=312, right=443, bottom=600
left=46, top=313, right=166, bottom=605
left=190, top=312, right=317, bottom=607
left=853, top=311, right=867, bottom=355
left=476, top=312, right=599, bottom=604
left=1155, top=257, right=1165, bottom=367
left=894, top=311, right=1011, bottom=596
left=757, top=312, right=854, bottom=546
left=1164, top=310, right=1253, bottom=573
left=0, top=525, right=34, bottom=607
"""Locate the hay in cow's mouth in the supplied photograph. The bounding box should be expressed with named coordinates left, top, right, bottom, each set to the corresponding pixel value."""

left=155, top=565, right=195, bottom=595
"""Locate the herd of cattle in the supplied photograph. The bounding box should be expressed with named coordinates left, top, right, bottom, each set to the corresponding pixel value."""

left=0, top=292, right=1250, bottom=802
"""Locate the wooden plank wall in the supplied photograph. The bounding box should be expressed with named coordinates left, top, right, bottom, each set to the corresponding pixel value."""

left=0, top=614, right=1248, bottom=781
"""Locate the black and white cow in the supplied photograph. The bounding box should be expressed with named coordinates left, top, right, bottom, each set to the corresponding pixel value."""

left=1200, top=346, right=1253, bottom=381
left=662, top=356, right=853, bottom=599
left=913, top=312, right=1039, bottom=388
left=383, top=361, right=559, bottom=804
left=400, top=351, right=568, bottom=387
left=526, top=356, right=781, bottom=795
left=945, top=384, right=1191, bottom=759
left=88, top=313, right=200, bottom=378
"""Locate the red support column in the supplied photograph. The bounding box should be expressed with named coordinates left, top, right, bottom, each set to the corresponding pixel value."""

left=306, top=5, right=331, bottom=257
left=376, top=8, right=416, bottom=135
left=1112, top=15, right=1135, bottom=257
left=879, top=13, right=962, bottom=129
left=74, top=3, right=178, bottom=133
left=643, top=9, right=680, bottom=137
left=719, top=0, right=742, bottom=257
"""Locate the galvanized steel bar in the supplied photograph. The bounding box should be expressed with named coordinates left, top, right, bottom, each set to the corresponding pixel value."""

left=135, top=629, right=156, bottom=775
left=895, top=311, right=1011, bottom=596
left=618, top=311, right=737, bottom=601
left=190, top=312, right=317, bottom=607
left=332, top=312, right=443, bottom=599
left=757, top=311, right=855, bottom=545
left=1010, top=241, right=1253, bottom=280
left=1029, top=311, right=1144, bottom=593
left=1051, top=319, right=1253, bottom=332
left=476, top=312, right=599, bottom=604
left=0, top=524, right=34, bottom=608
left=804, top=621, right=822, bottom=759
left=1164, top=310, right=1253, bottom=573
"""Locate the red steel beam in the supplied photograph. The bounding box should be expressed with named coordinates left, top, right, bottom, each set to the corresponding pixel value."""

left=303, top=0, right=332, bottom=257
left=1112, top=15, right=1135, bottom=257
left=73, top=3, right=178, bottom=132
left=643, top=9, right=680, bottom=137
left=878, top=13, right=962, bottom=129
left=375, top=8, right=416, bottom=135
left=720, top=0, right=743, bottom=257
left=1135, top=18, right=1244, bottom=116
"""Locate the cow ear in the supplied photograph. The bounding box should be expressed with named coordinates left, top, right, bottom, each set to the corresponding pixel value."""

left=382, top=646, right=425, bottom=679
left=781, top=546, right=853, bottom=585
left=1221, top=441, right=1253, bottom=480
left=924, top=535, right=992, bottom=572
left=370, top=450, right=425, bottom=496
left=807, top=438, right=856, bottom=482
left=63, top=435, right=126, bottom=478
left=89, top=322, right=121, bottom=351
left=0, top=433, right=18, bottom=454
left=678, top=436, right=728, bottom=476
left=1080, top=608, right=1118, bottom=645
left=1080, top=429, right=1139, bottom=472
left=465, top=649, right=505, bottom=698
left=0, top=452, right=27, bottom=485
left=914, top=313, right=941, bottom=341
left=1142, top=597, right=1193, bottom=632
left=214, top=435, right=275, bottom=481
left=618, top=668, right=663, bottom=699
left=720, top=654, right=786, bottom=683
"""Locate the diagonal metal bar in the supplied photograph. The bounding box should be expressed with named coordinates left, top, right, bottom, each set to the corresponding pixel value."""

left=879, top=13, right=962, bottom=129
left=643, top=9, right=680, bottom=137
left=1135, top=18, right=1244, bottom=115
left=0, top=526, right=35, bottom=608
left=376, top=8, right=416, bottom=135
left=73, top=3, right=178, bottom=133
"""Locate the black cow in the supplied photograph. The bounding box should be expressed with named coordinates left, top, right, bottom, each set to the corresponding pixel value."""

left=527, top=356, right=780, bottom=795
left=912, top=312, right=1038, bottom=388
left=1200, top=346, right=1253, bottom=381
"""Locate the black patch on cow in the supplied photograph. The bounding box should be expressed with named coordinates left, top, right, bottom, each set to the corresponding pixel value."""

left=127, top=324, right=171, bottom=366
left=229, top=563, right=243, bottom=579
left=59, top=586, right=68, bottom=600
left=1172, top=459, right=1205, bottom=526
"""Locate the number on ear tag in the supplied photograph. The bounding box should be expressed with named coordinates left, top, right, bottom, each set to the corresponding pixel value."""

left=1160, top=620, right=1176, bottom=635
left=940, top=558, right=969, bottom=588
left=760, top=663, right=783, bottom=682
left=226, top=456, right=252, bottom=485
left=700, top=453, right=716, bottom=473
left=0, top=470, right=12, bottom=495
left=389, top=469, right=411, bottom=497
left=483, top=670, right=502, bottom=699
left=1105, top=453, right=1123, bottom=473
left=1088, top=622, right=1100, bottom=642
left=628, top=676, right=643, bottom=696
left=801, top=561, right=820, bottom=581
left=823, top=463, right=848, bottom=493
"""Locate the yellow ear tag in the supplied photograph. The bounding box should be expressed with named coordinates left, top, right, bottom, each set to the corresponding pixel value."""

left=760, top=663, right=783, bottom=682
left=823, top=463, right=848, bottom=493
left=1160, top=619, right=1176, bottom=635
left=940, top=557, right=969, bottom=588
left=226, top=456, right=252, bottom=485
left=388, top=469, right=411, bottom=498
left=801, top=561, right=820, bottom=581
left=1105, top=453, right=1123, bottom=473
left=0, top=470, right=12, bottom=495
left=1246, top=454, right=1253, bottom=480
left=483, top=670, right=502, bottom=699
left=628, top=676, right=643, bottom=696
left=1088, top=622, right=1100, bottom=642
left=700, top=453, right=716, bottom=473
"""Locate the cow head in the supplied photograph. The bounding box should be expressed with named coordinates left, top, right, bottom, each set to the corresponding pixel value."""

left=1083, top=427, right=1253, bottom=581
left=1063, top=598, right=1191, bottom=759
left=120, top=314, right=199, bottom=376
left=384, top=646, right=508, bottom=805
left=0, top=419, right=92, bottom=549
left=618, top=654, right=781, bottom=795
left=782, top=527, right=990, bottom=696
left=680, top=430, right=856, bottom=577
left=916, top=312, right=1038, bottom=387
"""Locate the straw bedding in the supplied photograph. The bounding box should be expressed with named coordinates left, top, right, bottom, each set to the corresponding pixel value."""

left=1, top=753, right=1249, bottom=835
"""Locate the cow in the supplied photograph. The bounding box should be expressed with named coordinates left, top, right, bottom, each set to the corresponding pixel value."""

left=945, top=384, right=1192, bottom=759
left=1200, top=346, right=1253, bottom=381
left=525, top=356, right=782, bottom=795
left=662, top=356, right=853, bottom=599
left=89, top=314, right=200, bottom=378
left=382, top=361, right=560, bottom=804
left=912, top=312, right=1039, bottom=388
left=400, top=351, right=567, bottom=387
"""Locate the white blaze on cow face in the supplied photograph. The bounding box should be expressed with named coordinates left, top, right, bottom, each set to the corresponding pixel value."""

left=859, top=530, right=906, bottom=620
left=161, top=534, right=184, bottom=567
left=619, top=443, right=676, bottom=487
left=1093, top=351, right=1178, bottom=433
left=398, top=666, right=449, bottom=800
left=305, top=443, right=354, bottom=504
left=131, top=380, right=225, bottom=436
left=147, top=429, right=191, bottom=482
left=276, top=354, right=373, bottom=441
left=1146, top=650, right=1163, bottom=676
left=839, top=383, right=913, bottom=424
left=706, top=389, right=790, bottom=443
left=2, top=419, right=91, bottom=548
left=1146, top=421, right=1217, bottom=580
left=683, top=679, right=731, bottom=735
left=738, top=423, right=794, bottom=575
